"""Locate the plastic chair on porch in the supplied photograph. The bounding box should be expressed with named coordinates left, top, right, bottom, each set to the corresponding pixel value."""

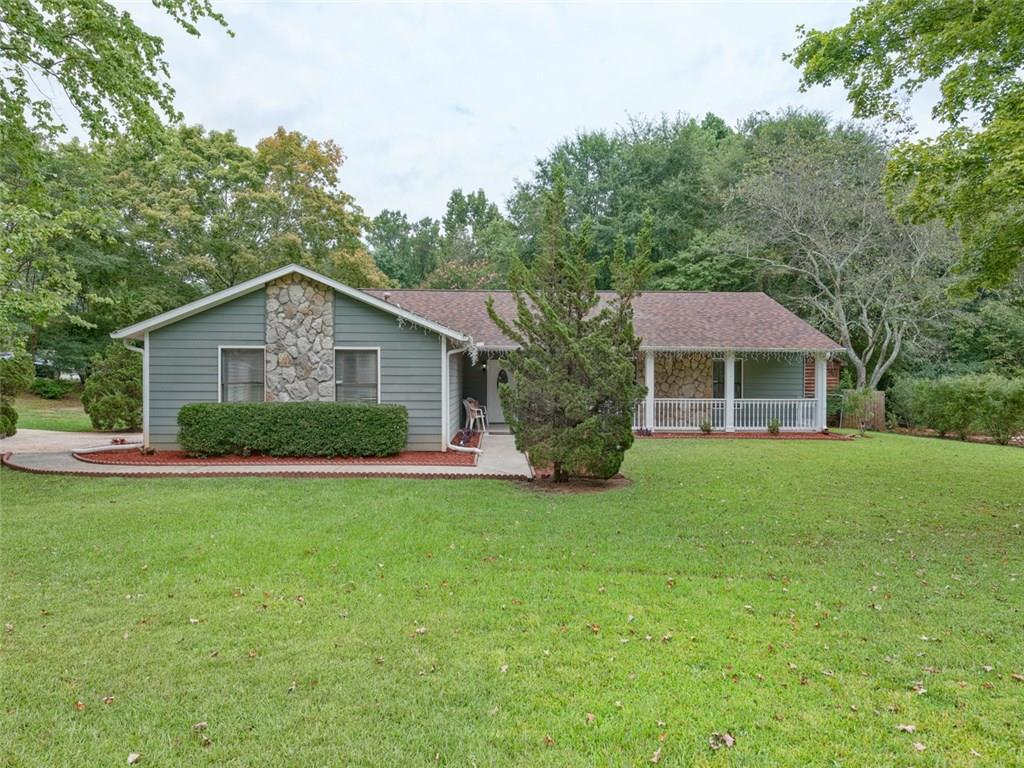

left=463, top=398, right=488, bottom=433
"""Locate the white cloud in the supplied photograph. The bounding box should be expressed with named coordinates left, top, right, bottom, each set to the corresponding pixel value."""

left=104, top=1, right=939, bottom=220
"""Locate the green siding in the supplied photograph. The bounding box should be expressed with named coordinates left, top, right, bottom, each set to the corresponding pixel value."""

left=742, top=357, right=804, bottom=398
left=334, top=292, right=443, bottom=451
left=148, top=289, right=265, bottom=449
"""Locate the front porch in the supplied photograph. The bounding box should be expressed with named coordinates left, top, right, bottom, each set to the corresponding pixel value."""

left=633, top=350, right=831, bottom=433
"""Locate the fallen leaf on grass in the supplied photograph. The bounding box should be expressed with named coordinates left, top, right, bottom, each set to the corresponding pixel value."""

left=588, top=623, right=600, bottom=634
left=247, top=650, right=258, bottom=659
left=660, top=633, right=672, bottom=643
left=3, top=623, right=12, bottom=633
left=1011, top=673, right=1024, bottom=682
left=913, top=742, right=926, bottom=752
left=909, top=681, right=927, bottom=695
left=543, top=735, right=555, bottom=746
left=650, top=746, right=662, bottom=763
left=981, top=665, right=993, bottom=672
left=201, top=737, right=212, bottom=748
left=585, top=712, right=595, bottom=724
left=499, top=664, right=508, bottom=674
left=897, top=724, right=916, bottom=733
left=709, top=732, right=735, bottom=750
left=73, top=701, right=86, bottom=712
left=188, top=618, right=200, bottom=625
left=192, top=721, right=207, bottom=731
left=102, top=696, right=115, bottom=705
left=127, top=753, right=141, bottom=765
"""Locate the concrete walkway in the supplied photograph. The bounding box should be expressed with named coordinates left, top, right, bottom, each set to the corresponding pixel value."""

left=0, top=428, right=142, bottom=454
left=1, top=433, right=532, bottom=480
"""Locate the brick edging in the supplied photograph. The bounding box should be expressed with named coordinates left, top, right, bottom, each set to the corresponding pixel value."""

left=1, top=452, right=526, bottom=481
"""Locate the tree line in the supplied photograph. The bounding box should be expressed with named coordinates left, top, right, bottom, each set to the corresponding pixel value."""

left=2, top=0, right=1022, bottom=399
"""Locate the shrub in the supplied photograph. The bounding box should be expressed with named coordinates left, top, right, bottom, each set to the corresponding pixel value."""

left=30, top=377, right=74, bottom=400
left=767, top=417, right=781, bottom=435
left=0, top=399, right=17, bottom=437
left=0, top=352, right=35, bottom=437
left=889, top=374, right=1024, bottom=444
left=699, top=418, right=712, bottom=434
left=177, top=402, right=408, bottom=457
left=975, top=377, right=1024, bottom=445
left=842, top=388, right=876, bottom=435
left=82, top=343, right=142, bottom=431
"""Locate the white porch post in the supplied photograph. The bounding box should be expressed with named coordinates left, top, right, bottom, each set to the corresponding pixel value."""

left=814, top=352, right=828, bottom=431
left=644, top=351, right=655, bottom=429
left=724, top=351, right=736, bottom=432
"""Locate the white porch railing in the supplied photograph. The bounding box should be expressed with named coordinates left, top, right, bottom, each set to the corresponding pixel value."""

left=633, top=397, right=819, bottom=432
left=656, top=398, right=725, bottom=430
left=733, top=398, right=817, bottom=431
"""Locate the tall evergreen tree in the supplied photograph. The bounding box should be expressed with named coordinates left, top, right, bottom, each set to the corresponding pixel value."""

left=487, top=170, right=649, bottom=482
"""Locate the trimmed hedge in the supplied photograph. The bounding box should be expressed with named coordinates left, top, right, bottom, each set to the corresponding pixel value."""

left=177, top=402, right=409, bottom=457
left=889, top=374, right=1024, bottom=445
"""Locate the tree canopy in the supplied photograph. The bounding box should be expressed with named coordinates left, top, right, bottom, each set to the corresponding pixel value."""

left=790, top=0, right=1024, bottom=289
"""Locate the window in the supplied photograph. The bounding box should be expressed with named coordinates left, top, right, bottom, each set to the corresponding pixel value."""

left=335, top=349, right=379, bottom=403
left=712, top=359, right=743, bottom=398
left=220, top=348, right=265, bottom=402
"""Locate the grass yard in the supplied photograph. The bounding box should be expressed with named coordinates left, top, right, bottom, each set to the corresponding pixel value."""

left=13, top=393, right=93, bottom=432
left=1, top=434, right=1022, bottom=766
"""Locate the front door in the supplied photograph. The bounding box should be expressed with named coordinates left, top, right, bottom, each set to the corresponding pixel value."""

left=486, top=358, right=511, bottom=423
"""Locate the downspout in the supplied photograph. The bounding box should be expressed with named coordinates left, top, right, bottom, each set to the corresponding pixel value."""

left=447, top=341, right=482, bottom=455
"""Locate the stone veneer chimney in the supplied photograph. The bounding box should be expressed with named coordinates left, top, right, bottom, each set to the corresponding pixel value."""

left=265, top=276, right=334, bottom=401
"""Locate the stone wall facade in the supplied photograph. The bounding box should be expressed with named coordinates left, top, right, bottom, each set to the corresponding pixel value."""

left=636, top=352, right=714, bottom=398
left=265, top=276, right=334, bottom=401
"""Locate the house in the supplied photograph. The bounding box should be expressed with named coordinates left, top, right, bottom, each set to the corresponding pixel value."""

left=111, top=264, right=845, bottom=451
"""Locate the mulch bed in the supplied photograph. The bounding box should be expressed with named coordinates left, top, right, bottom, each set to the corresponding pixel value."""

left=76, top=430, right=484, bottom=467
left=75, top=448, right=477, bottom=467
left=635, top=431, right=854, bottom=441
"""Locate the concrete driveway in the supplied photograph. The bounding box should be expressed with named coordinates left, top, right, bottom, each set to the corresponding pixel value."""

left=0, top=428, right=142, bottom=454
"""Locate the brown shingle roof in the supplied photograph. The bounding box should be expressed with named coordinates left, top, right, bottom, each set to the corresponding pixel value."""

left=365, top=289, right=843, bottom=352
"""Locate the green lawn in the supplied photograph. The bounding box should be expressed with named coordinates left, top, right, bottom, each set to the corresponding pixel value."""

left=2, top=434, right=1022, bottom=766
left=13, top=393, right=93, bottom=432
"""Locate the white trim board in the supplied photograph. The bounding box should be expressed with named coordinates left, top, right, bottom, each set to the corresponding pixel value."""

left=112, top=264, right=470, bottom=343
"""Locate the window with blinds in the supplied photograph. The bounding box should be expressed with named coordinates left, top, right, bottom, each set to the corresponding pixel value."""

left=335, top=349, right=378, bottom=403
left=220, top=348, right=265, bottom=402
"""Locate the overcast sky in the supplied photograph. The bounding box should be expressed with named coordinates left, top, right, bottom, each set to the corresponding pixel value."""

left=116, top=1, right=934, bottom=221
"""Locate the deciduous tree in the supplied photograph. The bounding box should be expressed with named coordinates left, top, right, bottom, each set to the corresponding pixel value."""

left=791, top=0, right=1024, bottom=288
left=727, top=122, right=958, bottom=389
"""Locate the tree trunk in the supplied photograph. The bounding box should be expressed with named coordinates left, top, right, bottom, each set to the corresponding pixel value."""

left=552, top=461, right=568, bottom=483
